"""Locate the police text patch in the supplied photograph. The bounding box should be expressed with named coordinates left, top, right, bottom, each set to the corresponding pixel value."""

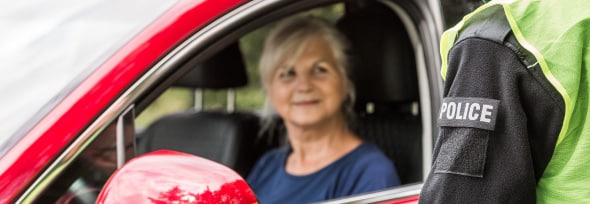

left=438, top=97, right=500, bottom=131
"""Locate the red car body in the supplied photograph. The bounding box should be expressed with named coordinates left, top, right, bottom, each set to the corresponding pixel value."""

left=0, top=1, right=244, bottom=202
left=96, top=150, right=258, bottom=203
left=0, top=0, right=479, bottom=202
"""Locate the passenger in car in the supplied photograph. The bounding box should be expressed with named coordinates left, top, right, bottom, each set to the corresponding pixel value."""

left=247, top=16, right=400, bottom=203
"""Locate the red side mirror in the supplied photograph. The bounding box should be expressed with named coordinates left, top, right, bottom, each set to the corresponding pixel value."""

left=97, top=150, right=258, bottom=204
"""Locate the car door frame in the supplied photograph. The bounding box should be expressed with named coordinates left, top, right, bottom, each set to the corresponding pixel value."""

left=17, top=0, right=444, bottom=202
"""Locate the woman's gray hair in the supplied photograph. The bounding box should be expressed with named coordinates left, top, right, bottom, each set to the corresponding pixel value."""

left=258, top=16, right=356, bottom=135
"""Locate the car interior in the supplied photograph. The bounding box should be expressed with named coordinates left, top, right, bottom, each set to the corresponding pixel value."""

left=337, top=2, right=422, bottom=185
left=136, top=1, right=423, bottom=185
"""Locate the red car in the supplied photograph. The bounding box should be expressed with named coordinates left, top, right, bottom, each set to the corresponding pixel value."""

left=0, top=0, right=482, bottom=203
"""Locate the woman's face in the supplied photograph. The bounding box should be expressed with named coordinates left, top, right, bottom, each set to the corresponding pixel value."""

left=269, top=36, right=347, bottom=128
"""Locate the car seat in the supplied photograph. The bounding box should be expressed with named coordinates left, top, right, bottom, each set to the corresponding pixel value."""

left=337, top=2, right=422, bottom=184
left=137, top=43, right=264, bottom=178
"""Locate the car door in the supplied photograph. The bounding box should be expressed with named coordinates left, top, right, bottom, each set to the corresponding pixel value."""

left=13, top=0, right=448, bottom=202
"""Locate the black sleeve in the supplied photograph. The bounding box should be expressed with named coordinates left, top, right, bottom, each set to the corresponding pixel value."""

left=419, top=37, right=564, bottom=203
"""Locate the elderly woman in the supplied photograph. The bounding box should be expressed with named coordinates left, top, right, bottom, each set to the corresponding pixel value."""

left=247, top=16, right=400, bottom=203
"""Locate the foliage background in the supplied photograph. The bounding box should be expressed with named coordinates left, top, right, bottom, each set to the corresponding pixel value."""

left=135, top=5, right=344, bottom=128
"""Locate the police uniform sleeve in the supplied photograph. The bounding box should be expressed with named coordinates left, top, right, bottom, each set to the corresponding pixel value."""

left=419, top=36, right=564, bottom=203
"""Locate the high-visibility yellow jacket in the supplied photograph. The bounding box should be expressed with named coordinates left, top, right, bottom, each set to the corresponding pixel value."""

left=421, top=0, right=590, bottom=203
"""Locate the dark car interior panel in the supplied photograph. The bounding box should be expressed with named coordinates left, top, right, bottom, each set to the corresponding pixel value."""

left=337, top=2, right=422, bottom=184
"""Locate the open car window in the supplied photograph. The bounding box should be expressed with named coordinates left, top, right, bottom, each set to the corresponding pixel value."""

left=134, top=0, right=435, bottom=203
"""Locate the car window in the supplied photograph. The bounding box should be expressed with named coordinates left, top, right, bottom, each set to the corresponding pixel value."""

left=135, top=0, right=428, bottom=202
left=135, top=4, right=344, bottom=128
left=37, top=109, right=136, bottom=203
left=135, top=87, right=194, bottom=129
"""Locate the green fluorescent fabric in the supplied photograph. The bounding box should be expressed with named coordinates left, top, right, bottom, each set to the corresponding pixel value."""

left=439, top=0, right=590, bottom=202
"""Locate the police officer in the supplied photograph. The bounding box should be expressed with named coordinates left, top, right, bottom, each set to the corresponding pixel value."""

left=420, top=0, right=590, bottom=203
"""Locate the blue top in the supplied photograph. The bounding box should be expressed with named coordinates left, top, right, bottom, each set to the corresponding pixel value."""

left=247, top=142, right=400, bottom=204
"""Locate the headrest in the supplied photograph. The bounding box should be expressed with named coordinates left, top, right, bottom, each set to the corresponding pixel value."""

left=174, top=42, right=248, bottom=89
left=337, top=3, right=418, bottom=105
